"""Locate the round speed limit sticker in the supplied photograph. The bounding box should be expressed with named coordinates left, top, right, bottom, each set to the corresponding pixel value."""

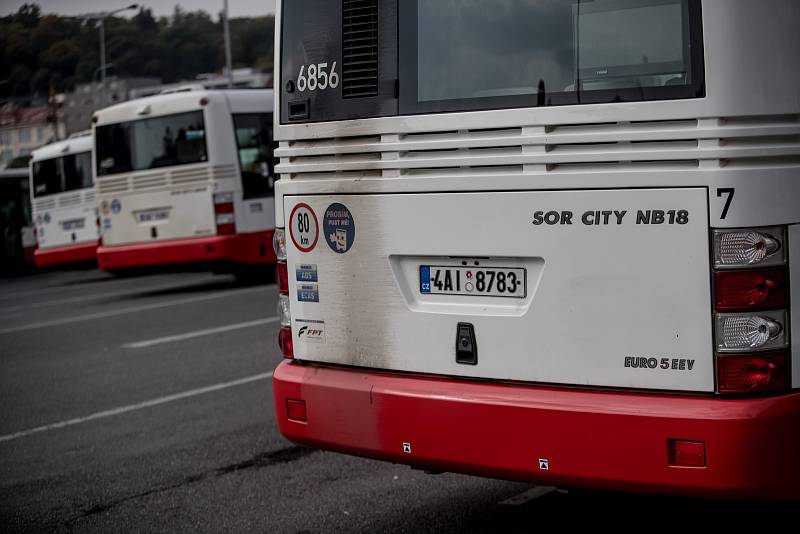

left=289, top=203, right=319, bottom=253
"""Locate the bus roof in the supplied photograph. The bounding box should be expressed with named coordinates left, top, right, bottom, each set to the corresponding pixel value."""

left=93, top=88, right=274, bottom=127
left=30, top=134, right=93, bottom=163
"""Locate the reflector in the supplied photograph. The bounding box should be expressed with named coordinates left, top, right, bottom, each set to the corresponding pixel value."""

left=669, top=440, right=705, bottom=467
left=216, top=222, right=236, bottom=236
left=717, top=353, right=787, bottom=393
left=286, top=399, right=307, bottom=422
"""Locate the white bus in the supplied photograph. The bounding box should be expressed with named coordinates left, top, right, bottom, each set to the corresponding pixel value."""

left=92, top=88, right=277, bottom=273
left=271, top=0, right=800, bottom=500
left=30, top=132, right=98, bottom=267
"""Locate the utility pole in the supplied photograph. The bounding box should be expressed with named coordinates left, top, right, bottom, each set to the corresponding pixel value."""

left=99, top=18, right=106, bottom=86
left=223, top=0, right=234, bottom=88
left=78, top=5, right=139, bottom=88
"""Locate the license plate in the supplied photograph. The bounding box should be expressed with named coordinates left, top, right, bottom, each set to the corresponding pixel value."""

left=136, top=209, right=169, bottom=223
left=61, top=219, right=85, bottom=230
left=419, top=265, right=526, bottom=298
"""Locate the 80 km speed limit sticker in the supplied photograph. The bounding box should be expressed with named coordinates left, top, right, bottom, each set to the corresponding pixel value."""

left=289, top=203, right=318, bottom=253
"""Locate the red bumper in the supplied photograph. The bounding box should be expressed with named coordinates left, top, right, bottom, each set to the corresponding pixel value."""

left=273, top=361, right=800, bottom=500
left=34, top=241, right=97, bottom=268
left=97, top=231, right=275, bottom=271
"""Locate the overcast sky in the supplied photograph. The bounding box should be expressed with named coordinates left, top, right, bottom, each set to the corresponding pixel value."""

left=0, top=0, right=275, bottom=19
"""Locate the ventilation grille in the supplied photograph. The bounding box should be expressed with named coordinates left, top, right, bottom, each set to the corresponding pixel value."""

left=95, top=164, right=214, bottom=195
left=275, top=115, right=800, bottom=178
left=34, top=198, right=56, bottom=211
left=58, top=193, right=82, bottom=208
left=342, top=0, right=378, bottom=98
left=211, top=164, right=238, bottom=181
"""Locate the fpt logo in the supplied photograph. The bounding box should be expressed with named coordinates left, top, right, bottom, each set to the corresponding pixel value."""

left=298, top=326, right=323, bottom=337
left=295, top=320, right=325, bottom=343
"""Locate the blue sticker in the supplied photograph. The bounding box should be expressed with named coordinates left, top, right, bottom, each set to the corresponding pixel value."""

left=296, top=264, right=318, bottom=282
left=297, top=284, right=320, bottom=303
left=43, top=212, right=51, bottom=224
left=323, top=203, right=355, bottom=254
left=419, top=265, right=431, bottom=293
left=111, top=198, right=121, bottom=214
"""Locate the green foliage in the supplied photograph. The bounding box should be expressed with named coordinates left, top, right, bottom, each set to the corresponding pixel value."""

left=0, top=3, right=275, bottom=98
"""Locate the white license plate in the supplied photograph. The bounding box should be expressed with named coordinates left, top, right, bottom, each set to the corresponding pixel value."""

left=136, top=209, right=169, bottom=223
left=419, top=265, right=526, bottom=298
left=61, top=219, right=85, bottom=230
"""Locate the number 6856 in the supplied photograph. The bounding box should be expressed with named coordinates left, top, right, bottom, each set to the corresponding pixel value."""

left=297, top=62, right=339, bottom=92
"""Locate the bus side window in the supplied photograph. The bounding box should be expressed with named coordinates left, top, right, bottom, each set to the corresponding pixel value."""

left=233, top=113, right=275, bottom=199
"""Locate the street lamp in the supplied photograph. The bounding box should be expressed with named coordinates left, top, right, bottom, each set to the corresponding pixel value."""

left=223, top=0, right=233, bottom=88
left=78, top=4, right=139, bottom=87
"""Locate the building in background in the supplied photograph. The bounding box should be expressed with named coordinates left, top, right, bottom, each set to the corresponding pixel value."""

left=0, top=102, right=65, bottom=170
left=129, top=69, right=273, bottom=99
left=63, top=77, right=161, bottom=136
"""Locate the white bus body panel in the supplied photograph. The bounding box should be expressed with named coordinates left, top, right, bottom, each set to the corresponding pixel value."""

left=286, top=188, right=714, bottom=391
left=30, top=135, right=99, bottom=250
left=94, top=90, right=274, bottom=247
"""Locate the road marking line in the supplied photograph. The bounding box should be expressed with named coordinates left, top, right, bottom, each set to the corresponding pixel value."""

left=0, top=372, right=274, bottom=444
left=0, top=275, right=232, bottom=315
left=123, top=317, right=280, bottom=348
left=498, top=486, right=557, bottom=506
left=0, top=286, right=269, bottom=335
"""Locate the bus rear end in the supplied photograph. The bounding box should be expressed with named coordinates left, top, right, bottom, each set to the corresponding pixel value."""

left=93, top=89, right=277, bottom=272
left=30, top=133, right=98, bottom=268
left=271, top=0, right=800, bottom=500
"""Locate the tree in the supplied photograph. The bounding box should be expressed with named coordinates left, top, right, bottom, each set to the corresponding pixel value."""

left=0, top=3, right=275, bottom=99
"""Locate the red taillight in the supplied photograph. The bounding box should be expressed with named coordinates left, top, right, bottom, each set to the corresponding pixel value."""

left=714, top=268, right=788, bottom=311
left=279, top=326, right=294, bottom=358
left=214, top=202, right=234, bottom=214
left=214, top=195, right=235, bottom=236
left=717, top=352, right=787, bottom=393
left=277, top=261, right=289, bottom=293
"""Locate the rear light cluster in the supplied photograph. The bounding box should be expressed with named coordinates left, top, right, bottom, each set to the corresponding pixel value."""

left=712, top=227, right=790, bottom=394
left=214, top=192, right=236, bottom=235
left=274, top=228, right=293, bottom=358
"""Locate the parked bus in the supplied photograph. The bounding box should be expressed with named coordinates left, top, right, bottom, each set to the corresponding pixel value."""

left=271, top=0, right=800, bottom=500
left=29, top=132, right=98, bottom=268
left=92, top=88, right=277, bottom=273
left=0, top=167, right=35, bottom=272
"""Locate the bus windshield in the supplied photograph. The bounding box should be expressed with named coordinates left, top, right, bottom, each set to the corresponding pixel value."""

left=32, top=152, right=92, bottom=197
left=95, top=110, right=208, bottom=176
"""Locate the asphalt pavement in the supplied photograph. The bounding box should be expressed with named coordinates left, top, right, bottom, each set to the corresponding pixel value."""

left=0, top=267, right=793, bottom=533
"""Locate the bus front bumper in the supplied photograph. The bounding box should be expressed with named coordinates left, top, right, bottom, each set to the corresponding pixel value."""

left=273, top=360, right=800, bottom=501
left=34, top=241, right=98, bottom=268
left=97, top=231, right=275, bottom=270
